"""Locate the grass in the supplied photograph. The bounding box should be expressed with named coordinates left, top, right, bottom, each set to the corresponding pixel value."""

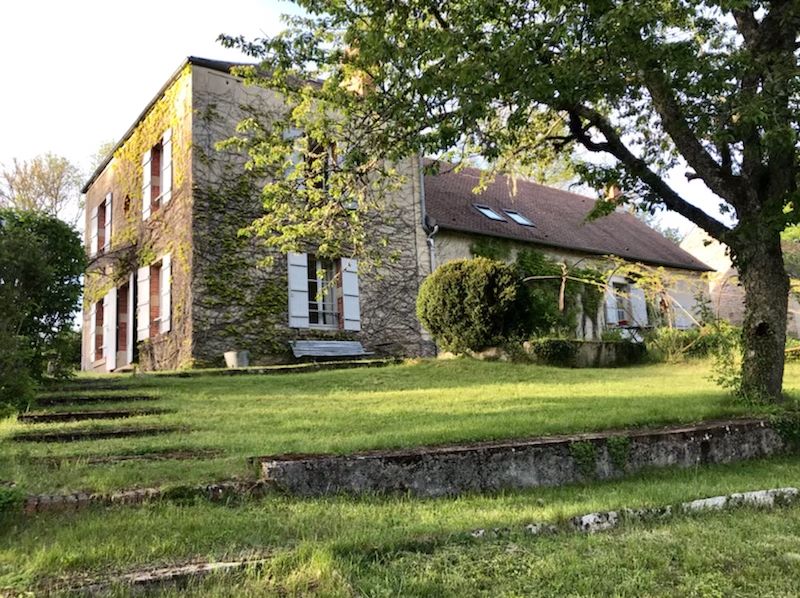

left=3, top=456, right=800, bottom=593
left=3, top=358, right=798, bottom=493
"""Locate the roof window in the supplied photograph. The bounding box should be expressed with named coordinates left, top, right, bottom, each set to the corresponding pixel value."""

left=503, top=209, right=534, bottom=226
left=474, top=205, right=506, bottom=221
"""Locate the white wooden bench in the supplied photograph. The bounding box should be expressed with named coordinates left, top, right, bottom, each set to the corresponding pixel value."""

left=289, top=340, right=373, bottom=359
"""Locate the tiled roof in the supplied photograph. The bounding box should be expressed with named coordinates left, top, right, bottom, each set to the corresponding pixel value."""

left=424, top=164, right=711, bottom=272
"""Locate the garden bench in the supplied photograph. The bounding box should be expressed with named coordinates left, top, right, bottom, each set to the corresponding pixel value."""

left=289, top=340, right=373, bottom=359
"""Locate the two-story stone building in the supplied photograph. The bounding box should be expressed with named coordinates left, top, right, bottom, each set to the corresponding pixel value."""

left=81, top=56, right=710, bottom=372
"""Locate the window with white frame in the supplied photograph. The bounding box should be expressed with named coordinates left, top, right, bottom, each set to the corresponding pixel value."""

left=503, top=209, right=534, bottom=226
left=89, top=193, right=112, bottom=256
left=141, top=129, right=172, bottom=220
left=287, top=252, right=361, bottom=331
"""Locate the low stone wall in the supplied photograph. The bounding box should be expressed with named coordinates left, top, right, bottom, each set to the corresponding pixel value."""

left=258, top=419, right=785, bottom=497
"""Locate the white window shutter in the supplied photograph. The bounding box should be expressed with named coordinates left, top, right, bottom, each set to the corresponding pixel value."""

left=137, top=265, right=151, bottom=341
left=142, top=150, right=152, bottom=220
left=88, top=302, right=96, bottom=362
left=287, top=252, right=309, bottom=328
left=605, top=283, right=618, bottom=325
left=630, top=286, right=649, bottom=327
left=104, top=288, right=117, bottom=371
left=89, top=205, right=99, bottom=256
left=127, top=273, right=135, bottom=364
left=159, top=254, right=171, bottom=333
left=341, top=258, right=361, bottom=331
left=103, top=193, right=112, bottom=252
left=161, top=129, right=172, bottom=205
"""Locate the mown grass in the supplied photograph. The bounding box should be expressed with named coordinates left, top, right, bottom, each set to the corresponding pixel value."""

left=3, top=456, right=800, bottom=594
left=3, top=358, right=798, bottom=493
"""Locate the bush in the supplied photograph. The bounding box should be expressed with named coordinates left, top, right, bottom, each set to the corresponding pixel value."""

left=417, top=258, right=530, bottom=353
left=526, top=338, right=579, bottom=365
left=645, top=322, right=740, bottom=363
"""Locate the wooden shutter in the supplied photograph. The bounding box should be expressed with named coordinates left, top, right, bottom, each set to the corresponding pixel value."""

left=141, top=149, right=152, bottom=220
left=341, top=258, right=361, bottom=331
left=630, top=286, right=649, bottom=327
left=137, top=266, right=150, bottom=341
left=161, top=129, right=172, bottom=205
left=89, top=205, right=99, bottom=255
left=103, top=193, right=112, bottom=252
left=127, top=273, right=135, bottom=363
left=287, top=252, right=309, bottom=328
left=159, top=254, right=171, bottom=333
left=88, top=302, right=96, bottom=362
left=103, top=288, right=117, bottom=371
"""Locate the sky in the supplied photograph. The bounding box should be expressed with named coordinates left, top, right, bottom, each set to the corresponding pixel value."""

left=0, top=0, right=299, bottom=170
left=0, top=0, right=718, bottom=236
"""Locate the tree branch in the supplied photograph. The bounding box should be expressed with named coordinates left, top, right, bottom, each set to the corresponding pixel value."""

left=568, top=105, right=731, bottom=240
left=637, top=58, right=742, bottom=206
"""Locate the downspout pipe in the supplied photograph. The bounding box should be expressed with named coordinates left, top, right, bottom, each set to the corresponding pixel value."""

left=419, top=155, right=439, bottom=273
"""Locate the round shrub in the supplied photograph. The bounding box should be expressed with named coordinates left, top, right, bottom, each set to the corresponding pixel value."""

left=416, top=258, right=529, bottom=353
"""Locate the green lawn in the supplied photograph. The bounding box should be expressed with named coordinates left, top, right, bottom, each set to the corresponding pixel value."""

left=3, top=359, right=798, bottom=494
left=3, top=456, right=800, bottom=594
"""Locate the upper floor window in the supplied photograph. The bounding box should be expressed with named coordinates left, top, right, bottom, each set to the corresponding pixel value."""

left=89, top=192, right=112, bottom=257
left=142, top=129, right=172, bottom=220
left=503, top=209, right=534, bottom=227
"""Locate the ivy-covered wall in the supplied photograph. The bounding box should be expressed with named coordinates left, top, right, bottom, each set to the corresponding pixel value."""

left=82, top=67, right=195, bottom=371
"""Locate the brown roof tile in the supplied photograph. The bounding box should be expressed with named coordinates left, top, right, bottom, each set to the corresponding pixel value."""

left=424, top=164, right=711, bottom=272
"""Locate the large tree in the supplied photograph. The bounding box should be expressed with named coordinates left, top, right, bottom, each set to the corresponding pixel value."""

left=222, top=0, right=800, bottom=400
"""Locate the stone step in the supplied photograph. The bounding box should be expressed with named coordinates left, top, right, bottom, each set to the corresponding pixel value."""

left=12, top=425, right=184, bottom=443
left=33, top=449, right=222, bottom=467
left=255, top=418, right=787, bottom=497
left=19, top=408, right=168, bottom=424
left=35, top=394, right=158, bottom=407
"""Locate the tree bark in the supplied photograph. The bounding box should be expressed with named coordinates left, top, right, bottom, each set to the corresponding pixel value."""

left=735, top=233, right=789, bottom=401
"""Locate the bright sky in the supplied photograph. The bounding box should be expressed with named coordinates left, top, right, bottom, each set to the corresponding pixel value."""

left=0, top=0, right=299, bottom=171
left=0, top=0, right=718, bottom=236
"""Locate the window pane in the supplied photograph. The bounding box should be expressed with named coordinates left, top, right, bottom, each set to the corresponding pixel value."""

left=504, top=210, right=534, bottom=226
left=475, top=205, right=505, bottom=221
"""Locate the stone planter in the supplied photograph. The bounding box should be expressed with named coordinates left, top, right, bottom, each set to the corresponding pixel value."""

left=223, top=350, right=250, bottom=369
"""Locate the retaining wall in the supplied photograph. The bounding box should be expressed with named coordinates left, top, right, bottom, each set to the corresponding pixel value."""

left=258, top=419, right=785, bottom=497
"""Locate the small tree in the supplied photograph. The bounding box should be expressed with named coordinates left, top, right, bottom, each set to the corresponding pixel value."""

left=0, top=209, right=85, bottom=412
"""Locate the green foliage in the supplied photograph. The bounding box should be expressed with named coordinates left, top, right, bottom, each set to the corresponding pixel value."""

left=0, top=485, right=23, bottom=513
left=645, top=323, right=740, bottom=363
left=416, top=258, right=530, bottom=353
left=0, top=208, right=85, bottom=413
left=469, top=237, right=511, bottom=261
left=514, top=248, right=604, bottom=337
left=770, top=410, right=800, bottom=452
left=607, top=436, right=631, bottom=471
left=569, top=441, right=597, bottom=479
left=526, top=338, right=578, bottom=366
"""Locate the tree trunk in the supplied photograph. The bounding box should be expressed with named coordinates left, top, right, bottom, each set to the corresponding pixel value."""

left=736, top=234, right=789, bottom=401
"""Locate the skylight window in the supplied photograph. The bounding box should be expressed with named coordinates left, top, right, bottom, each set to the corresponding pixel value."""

left=475, top=205, right=506, bottom=221
left=503, top=209, right=534, bottom=226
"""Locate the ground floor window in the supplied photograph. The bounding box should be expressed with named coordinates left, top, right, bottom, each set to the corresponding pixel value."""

left=307, top=254, right=338, bottom=328
left=94, top=301, right=104, bottom=361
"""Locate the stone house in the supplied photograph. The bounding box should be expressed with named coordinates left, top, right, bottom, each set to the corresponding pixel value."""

left=81, top=57, right=710, bottom=372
